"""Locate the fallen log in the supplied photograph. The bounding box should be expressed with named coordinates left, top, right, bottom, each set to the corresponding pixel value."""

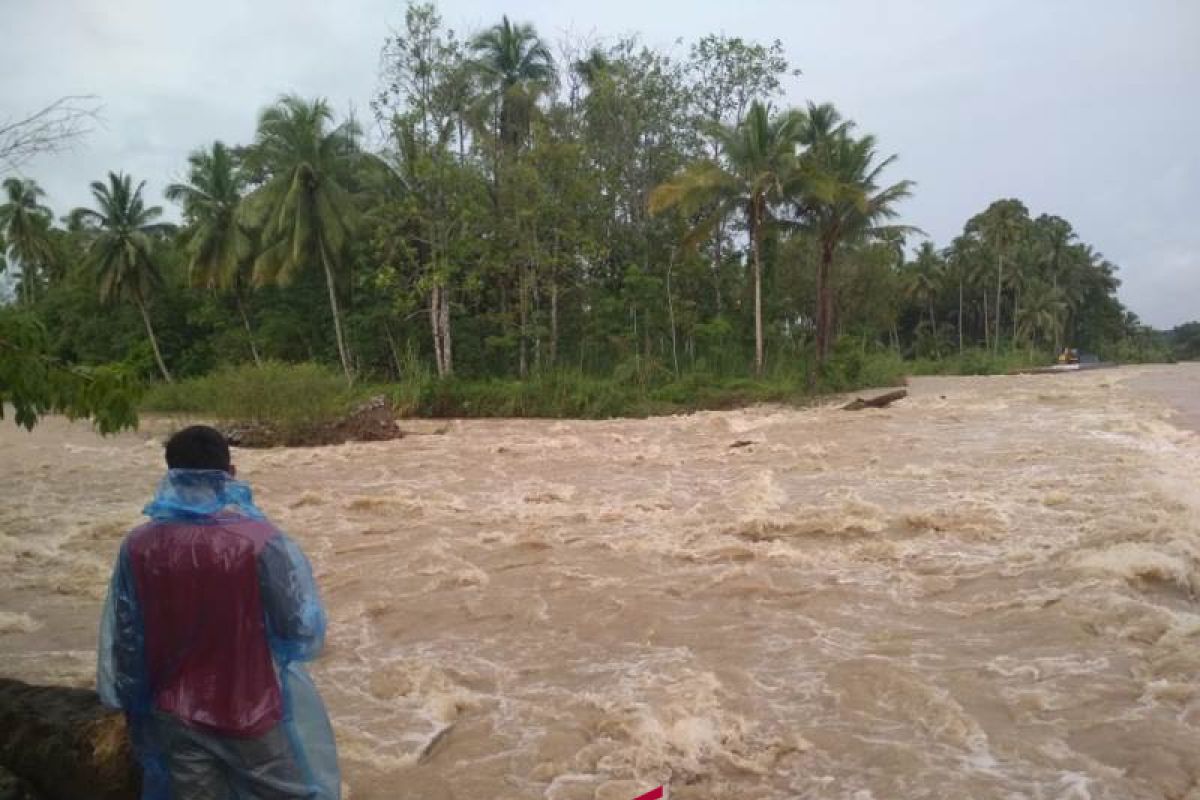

left=841, top=389, right=907, bottom=411
left=0, top=679, right=137, bottom=800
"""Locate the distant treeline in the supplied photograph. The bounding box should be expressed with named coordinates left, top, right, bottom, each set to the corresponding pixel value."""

left=0, top=2, right=1171, bottom=407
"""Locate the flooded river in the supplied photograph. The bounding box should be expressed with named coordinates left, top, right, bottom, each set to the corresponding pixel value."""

left=2, top=365, right=1199, bottom=799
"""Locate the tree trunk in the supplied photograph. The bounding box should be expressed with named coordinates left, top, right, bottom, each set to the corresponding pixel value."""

left=958, top=278, right=964, bottom=353
left=982, top=290, right=990, bottom=351
left=234, top=291, right=262, bottom=367
left=440, top=283, right=452, bottom=376
left=518, top=265, right=529, bottom=380
left=994, top=253, right=1003, bottom=354
left=550, top=271, right=558, bottom=368
left=712, top=215, right=724, bottom=315
left=666, top=251, right=679, bottom=376
left=816, top=240, right=835, bottom=366
left=751, top=205, right=764, bottom=378
left=929, top=300, right=940, bottom=358
left=136, top=295, right=172, bottom=383
left=319, top=242, right=353, bottom=381
left=384, top=322, right=403, bottom=378
left=1012, top=287, right=1020, bottom=342
left=430, top=285, right=445, bottom=377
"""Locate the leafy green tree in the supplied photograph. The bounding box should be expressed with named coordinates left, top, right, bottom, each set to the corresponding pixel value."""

left=1169, top=321, right=1200, bottom=360
left=651, top=101, right=803, bottom=376
left=166, top=141, right=261, bottom=365
left=467, top=15, right=556, bottom=157
left=243, top=96, right=363, bottom=380
left=1017, top=281, right=1066, bottom=352
left=0, top=178, right=55, bottom=304
left=795, top=125, right=914, bottom=365
left=944, top=235, right=980, bottom=353
left=71, top=172, right=175, bottom=382
left=905, top=241, right=944, bottom=357
left=967, top=198, right=1029, bottom=353
left=687, top=35, right=798, bottom=308
left=0, top=311, right=139, bottom=432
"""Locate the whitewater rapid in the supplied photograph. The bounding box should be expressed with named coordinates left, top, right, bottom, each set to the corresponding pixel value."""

left=2, top=365, right=1198, bottom=799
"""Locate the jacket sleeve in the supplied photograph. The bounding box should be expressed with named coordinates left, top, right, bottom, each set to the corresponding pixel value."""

left=258, top=533, right=327, bottom=664
left=97, top=544, right=149, bottom=712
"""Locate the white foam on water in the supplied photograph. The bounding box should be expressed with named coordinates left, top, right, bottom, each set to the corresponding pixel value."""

left=3, top=366, right=1200, bottom=798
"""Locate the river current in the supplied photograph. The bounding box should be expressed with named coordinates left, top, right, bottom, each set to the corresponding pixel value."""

left=2, top=364, right=1198, bottom=799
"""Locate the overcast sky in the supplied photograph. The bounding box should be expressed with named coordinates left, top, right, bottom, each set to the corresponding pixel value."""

left=4, top=0, right=1197, bottom=327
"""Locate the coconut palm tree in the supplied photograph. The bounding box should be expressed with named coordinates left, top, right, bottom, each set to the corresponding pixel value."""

left=0, top=178, right=55, bottom=304
left=1034, top=214, right=1075, bottom=351
left=72, top=172, right=175, bottom=382
left=242, top=96, right=362, bottom=380
left=945, top=235, right=982, bottom=353
left=166, top=141, right=261, bottom=365
left=467, top=16, right=556, bottom=156
left=967, top=199, right=1028, bottom=353
left=795, top=128, right=915, bottom=365
left=650, top=101, right=804, bottom=376
left=1017, top=281, right=1066, bottom=353
left=905, top=241, right=944, bottom=357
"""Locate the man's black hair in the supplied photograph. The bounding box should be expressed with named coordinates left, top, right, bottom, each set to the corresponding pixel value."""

left=165, top=425, right=231, bottom=471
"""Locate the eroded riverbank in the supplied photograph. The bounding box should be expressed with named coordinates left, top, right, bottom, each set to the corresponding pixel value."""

left=2, top=365, right=1198, bottom=799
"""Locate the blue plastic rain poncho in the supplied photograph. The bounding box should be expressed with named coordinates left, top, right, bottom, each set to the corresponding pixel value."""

left=98, top=469, right=340, bottom=799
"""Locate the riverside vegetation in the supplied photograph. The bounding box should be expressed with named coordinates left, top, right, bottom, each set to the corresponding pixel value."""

left=1, top=3, right=1187, bottom=435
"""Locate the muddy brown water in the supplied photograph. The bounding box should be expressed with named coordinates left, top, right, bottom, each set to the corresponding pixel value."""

left=2, top=365, right=1199, bottom=799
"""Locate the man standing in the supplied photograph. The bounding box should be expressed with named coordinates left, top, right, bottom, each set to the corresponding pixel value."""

left=98, top=425, right=339, bottom=799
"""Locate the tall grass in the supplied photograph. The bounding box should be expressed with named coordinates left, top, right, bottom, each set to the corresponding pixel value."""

left=140, top=346, right=1043, bottom=427
left=141, top=362, right=360, bottom=433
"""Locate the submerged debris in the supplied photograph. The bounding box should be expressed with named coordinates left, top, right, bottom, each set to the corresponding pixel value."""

left=222, top=395, right=406, bottom=448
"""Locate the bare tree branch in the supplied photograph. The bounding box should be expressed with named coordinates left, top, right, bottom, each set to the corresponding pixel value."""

left=0, top=96, right=102, bottom=174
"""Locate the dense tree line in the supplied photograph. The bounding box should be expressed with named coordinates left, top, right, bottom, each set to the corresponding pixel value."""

left=0, top=3, right=1167, bottom=399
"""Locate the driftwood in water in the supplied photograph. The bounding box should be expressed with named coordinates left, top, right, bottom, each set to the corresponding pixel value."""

left=841, top=389, right=908, bottom=411
left=0, top=679, right=137, bottom=800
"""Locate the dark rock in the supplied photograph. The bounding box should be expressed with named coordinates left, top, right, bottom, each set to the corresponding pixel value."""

left=0, top=679, right=137, bottom=800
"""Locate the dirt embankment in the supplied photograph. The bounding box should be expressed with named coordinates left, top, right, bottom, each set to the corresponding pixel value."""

left=221, top=395, right=409, bottom=448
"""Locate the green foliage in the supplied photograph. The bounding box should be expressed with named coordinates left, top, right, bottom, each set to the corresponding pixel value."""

left=0, top=311, right=139, bottom=433
left=1168, top=321, right=1200, bottom=361
left=0, top=177, right=55, bottom=305
left=3, top=8, right=1175, bottom=435
left=908, top=348, right=1044, bottom=376
left=141, top=361, right=357, bottom=434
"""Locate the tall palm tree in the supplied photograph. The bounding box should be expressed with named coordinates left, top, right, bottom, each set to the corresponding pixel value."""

left=795, top=128, right=915, bottom=365
left=467, top=16, right=556, bottom=156
left=0, top=178, right=55, bottom=304
left=242, top=96, right=361, bottom=380
left=650, top=101, right=804, bottom=376
left=166, top=141, right=260, bottom=366
left=1034, top=214, right=1075, bottom=351
left=945, top=235, right=980, bottom=353
left=1017, top=281, right=1066, bottom=353
left=72, top=172, right=175, bottom=382
left=968, top=199, right=1028, bottom=354
left=906, top=241, right=944, bottom=357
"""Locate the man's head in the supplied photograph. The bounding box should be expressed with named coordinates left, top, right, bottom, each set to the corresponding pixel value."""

left=165, top=425, right=235, bottom=475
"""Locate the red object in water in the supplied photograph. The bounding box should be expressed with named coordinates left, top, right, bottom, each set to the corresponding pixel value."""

left=632, top=788, right=664, bottom=800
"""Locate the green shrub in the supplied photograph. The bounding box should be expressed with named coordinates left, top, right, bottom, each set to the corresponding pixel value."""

left=142, top=361, right=357, bottom=434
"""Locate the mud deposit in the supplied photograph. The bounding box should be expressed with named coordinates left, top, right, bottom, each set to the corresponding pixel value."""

left=2, top=365, right=1199, bottom=799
